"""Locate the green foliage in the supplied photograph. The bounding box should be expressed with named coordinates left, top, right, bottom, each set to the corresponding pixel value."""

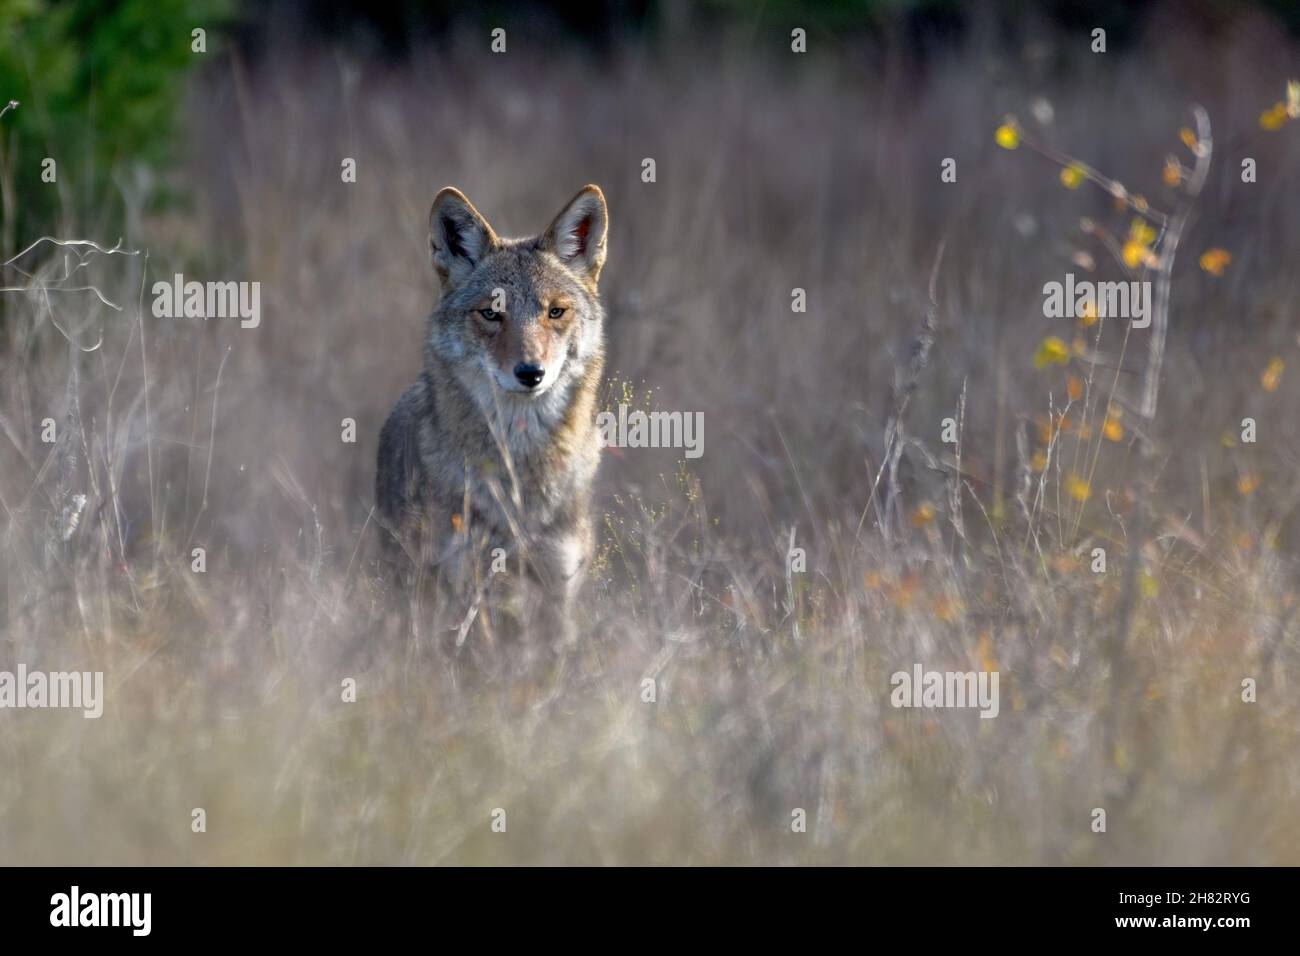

left=0, top=0, right=231, bottom=245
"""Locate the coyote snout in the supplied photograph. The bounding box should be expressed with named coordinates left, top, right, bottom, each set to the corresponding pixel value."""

left=375, top=184, right=609, bottom=646
left=514, top=363, right=546, bottom=390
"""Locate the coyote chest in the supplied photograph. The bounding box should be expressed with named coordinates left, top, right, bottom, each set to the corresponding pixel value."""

left=417, top=368, right=602, bottom=537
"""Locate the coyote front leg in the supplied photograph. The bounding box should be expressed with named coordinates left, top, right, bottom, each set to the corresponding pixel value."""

left=529, top=522, right=592, bottom=648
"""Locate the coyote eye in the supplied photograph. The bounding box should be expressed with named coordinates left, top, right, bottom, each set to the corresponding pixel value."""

left=477, top=308, right=502, bottom=322
left=548, top=307, right=567, bottom=319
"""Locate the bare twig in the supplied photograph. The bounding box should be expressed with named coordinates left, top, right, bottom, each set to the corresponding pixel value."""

left=857, top=237, right=946, bottom=546
left=1105, top=105, right=1212, bottom=790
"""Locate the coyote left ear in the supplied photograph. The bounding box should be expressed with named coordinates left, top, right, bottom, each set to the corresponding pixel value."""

left=429, top=187, right=498, bottom=290
left=541, top=185, right=608, bottom=286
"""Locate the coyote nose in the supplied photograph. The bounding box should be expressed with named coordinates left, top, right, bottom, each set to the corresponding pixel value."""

left=514, top=363, right=545, bottom=389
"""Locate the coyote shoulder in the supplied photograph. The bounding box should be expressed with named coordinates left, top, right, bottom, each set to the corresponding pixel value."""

left=375, top=185, right=609, bottom=642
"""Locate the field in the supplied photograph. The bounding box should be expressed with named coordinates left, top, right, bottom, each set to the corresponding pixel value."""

left=3, top=6, right=1300, bottom=864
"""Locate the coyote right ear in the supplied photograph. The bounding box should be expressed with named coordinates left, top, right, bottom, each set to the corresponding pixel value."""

left=429, top=188, right=498, bottom=288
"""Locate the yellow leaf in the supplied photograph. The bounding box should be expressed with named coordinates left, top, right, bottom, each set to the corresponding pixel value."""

left=1059, top=164, right=1085, bottom=189
left=1262, top=357, right=1284, bottom=392
left=1034, top=336, right=1071, bottom=369
left=1162, top=158, right=1182, bottom=187
left=1199, top=248, right=1231, bottom=276
left=995, top=121, right=1020, bottom=149
left=1129, top=217, right=1157, bottom=246
left=1140, top=571, right=1159, bottom=598
left=1237, top=472, right=1260, bottom=496
left=1065, top=473, right=1091, bottom=502
left=1067, top=375, right=1084, bottom=401
left=1031, top=449, right=1048, bottom=473
left=911, top=502, right=937, bottom=527
left=1079, top=299, right=1098, bottom=327
left=1122, top=239, right=1148, bottom=269
left=1179, top=126, right=1197, bottom=149
left=1261, top=102, right=1288, bottom=130
left=1113, top=742, right=1130, bottom=770
left=1103, top=415, right=1123, bottom=442
left=977, top=631, right=998, bottom=672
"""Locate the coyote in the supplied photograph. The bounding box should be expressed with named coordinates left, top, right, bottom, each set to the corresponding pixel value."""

left=376, top=185, right=608, bottom=645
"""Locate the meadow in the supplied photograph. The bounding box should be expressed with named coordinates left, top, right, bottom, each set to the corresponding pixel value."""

left=2, top=7, right=1300, bottom=864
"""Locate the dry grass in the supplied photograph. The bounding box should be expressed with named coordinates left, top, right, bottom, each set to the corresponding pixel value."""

left=3, top=10, right=1300, bottom=864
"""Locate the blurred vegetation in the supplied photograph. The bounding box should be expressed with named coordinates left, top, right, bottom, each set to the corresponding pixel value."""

left=0, top=0, right=231, bottom=254
left=2, top=0, right=1294, bottom=257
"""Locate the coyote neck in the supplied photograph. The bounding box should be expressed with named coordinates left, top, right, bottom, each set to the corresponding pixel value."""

left=423, top=352, right=603, bottom=464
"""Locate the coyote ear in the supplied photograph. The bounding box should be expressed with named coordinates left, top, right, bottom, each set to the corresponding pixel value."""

left=429, top=188, right=498, bottom=288
left=541, top=185, right=608, bottom=286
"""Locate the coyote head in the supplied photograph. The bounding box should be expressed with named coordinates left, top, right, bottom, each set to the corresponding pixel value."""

left=425, top=185, right=608, bottom=409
